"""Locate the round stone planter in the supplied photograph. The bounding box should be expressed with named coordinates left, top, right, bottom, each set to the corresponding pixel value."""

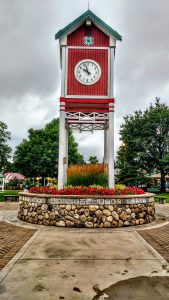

left=18, top=192, right=155, bottom=228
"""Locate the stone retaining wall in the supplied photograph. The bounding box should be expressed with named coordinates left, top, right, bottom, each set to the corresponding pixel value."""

left=18, top=193, right=155, bottom=228
left=18, top=192, right=155, bottom=228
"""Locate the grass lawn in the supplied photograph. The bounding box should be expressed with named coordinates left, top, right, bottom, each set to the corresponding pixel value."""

left=0, top=190, right=21, bottom=202
left=154, top=192, right=169, bottom=203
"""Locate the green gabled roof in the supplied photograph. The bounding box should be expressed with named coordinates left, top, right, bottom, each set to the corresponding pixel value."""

left=55, top=10, right=122, bottom=41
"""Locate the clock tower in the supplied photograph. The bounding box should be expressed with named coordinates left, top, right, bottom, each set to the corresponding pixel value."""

left=55, top=10, right=122, bottom=189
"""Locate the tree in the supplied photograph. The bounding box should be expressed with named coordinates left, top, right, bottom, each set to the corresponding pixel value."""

left=116, top=145, right=151, bottom=186
left=0, top=121, right=11, bottom=170
left=88, top=156, right=99, bottom=164
left=13, top=118, right=84, bottom=178
left=116, top=99, right=169, bottom=192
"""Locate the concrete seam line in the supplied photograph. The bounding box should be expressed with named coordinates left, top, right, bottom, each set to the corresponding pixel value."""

left=134, top=231, right=168, bottom=266
left=0, top=229, right=41, bottom=284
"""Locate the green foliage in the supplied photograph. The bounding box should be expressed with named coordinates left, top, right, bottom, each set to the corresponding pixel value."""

left=88, top=156, right=99, bottom=164
left=115, top=184, right=126, bottom=190
left=13, top=118, right=84, bottom=178
left=116, top=98, right=169, bottom=191
left=0, top=121, right=11, bottom=170
left=6, top=179, right=19, bottom=188
left=4, top=161, right=16, bottom=172
left=67, top=173, right=108, bottom=187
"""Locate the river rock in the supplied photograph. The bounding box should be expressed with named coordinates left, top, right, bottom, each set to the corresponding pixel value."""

left=89, top=205, right=99, bottom=212
left=112, top=220, right=118, bottom=227
left=95, top=210, right=102, bottom=219
left=147, top=206, right=154, bottom=214
left=66, top=205, right=71, bottom=211
left=66, top=221, right=74, bottom=227
left=112, top=211, right=119, bottom=221
left=131, top=212, right=136, bottom=219
left=69, top=210, right=74, bottom=217
left=102, top=215, right=107, bottom=223
left=43, top=219, right=49, bottom=226
left=80, top=215, right=87, bottom=222
left=23, top=209, right=28, bottom=216
left=56, top=220, right=66, bottom=227
left=124, top=221, right=130, bottom=226
left=65, top=215, right=74, bottom=222
left=108, top=205, right=114, bottom=212
left=103, top=210, right=111, bottom=217
left=84, top=209, right=89, bottom=217
left=59, top=209, right=65, bottom=216
left=104, top=222, right=110, bottom=228
left=139, top=218, right=145, bottom=225
left=85, top=222, right=93, bottom=228
left=44, top=213, right=49, bottom=219
left=107, top=216, right=113, bottom=222
left=126, top=208, right=131, bottom=215
left=117, top=208, right=122, bottom=214
left=120, top=211, right=127, bottom=221
left=41, top=204, right=48, bottom=211
left=31, top=212, right=37, bottom=217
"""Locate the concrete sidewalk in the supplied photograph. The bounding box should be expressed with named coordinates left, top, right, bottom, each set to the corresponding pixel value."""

left=0, top=205, right=169, bottom=299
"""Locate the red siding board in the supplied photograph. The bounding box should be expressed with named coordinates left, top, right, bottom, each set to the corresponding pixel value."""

left=68, top=23, right=109, bottom=47
left=67, top=49, right=108, bottom=96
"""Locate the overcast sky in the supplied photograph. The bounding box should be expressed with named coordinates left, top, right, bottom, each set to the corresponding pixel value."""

left=0, top=0, right=169, bottom=162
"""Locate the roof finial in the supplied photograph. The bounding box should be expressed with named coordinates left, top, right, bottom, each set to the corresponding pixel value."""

left=88, top=0, right=90, bottom=10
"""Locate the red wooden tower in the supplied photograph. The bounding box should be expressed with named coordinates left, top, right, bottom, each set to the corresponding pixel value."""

left=55, top=10, right=122, bottom=189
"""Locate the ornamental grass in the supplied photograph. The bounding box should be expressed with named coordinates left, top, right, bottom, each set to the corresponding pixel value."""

left=67, top=164, right=108, bottom=186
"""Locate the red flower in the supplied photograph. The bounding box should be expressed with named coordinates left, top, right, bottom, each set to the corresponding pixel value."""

left=29, top=186, right=144, bottom=196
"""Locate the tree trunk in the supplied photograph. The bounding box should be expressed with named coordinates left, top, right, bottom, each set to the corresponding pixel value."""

left=160, top=170, right=166, bottom=193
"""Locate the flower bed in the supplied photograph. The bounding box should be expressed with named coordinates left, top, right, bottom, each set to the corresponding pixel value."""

left=18, top=188, right=155, bottom=228
left=29, top=186, right=145, bottom=196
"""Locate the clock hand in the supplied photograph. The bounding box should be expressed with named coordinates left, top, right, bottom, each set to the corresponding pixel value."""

left=83, top=67, right=91, bottom=75
left=86, top=66, right=91, bottom=75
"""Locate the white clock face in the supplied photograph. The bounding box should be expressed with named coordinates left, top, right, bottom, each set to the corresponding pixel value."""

left=74, top=59, right=102, bottom=85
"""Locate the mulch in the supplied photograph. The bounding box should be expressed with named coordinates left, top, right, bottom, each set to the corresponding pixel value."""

left=138, top=224, right=169, bottom=262
left=0, top=221, right=36, bottom=270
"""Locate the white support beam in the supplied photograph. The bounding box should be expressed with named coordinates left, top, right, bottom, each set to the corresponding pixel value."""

left=64, top=128, right=68, bottom=185
left=108, top=47, right=115, bottom=188
left=108, top=111, right=114, bottom=188
left=104, top=129, right=109, bottom=164
left=58, top=46, right=67, bottom=189
left=58, top=110, right=66, bottom=189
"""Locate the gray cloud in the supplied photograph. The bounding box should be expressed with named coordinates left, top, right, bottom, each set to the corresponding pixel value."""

left=0, top=0, right=168, bottom=162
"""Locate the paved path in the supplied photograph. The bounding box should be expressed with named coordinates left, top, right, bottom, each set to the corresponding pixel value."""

left=0, top=202, right=18, bottom=211
left=139, top=223, right=169, bottom=262
left=0, top=221, right=36, bottom=270
left=0, top=203, right=169, bottom=299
